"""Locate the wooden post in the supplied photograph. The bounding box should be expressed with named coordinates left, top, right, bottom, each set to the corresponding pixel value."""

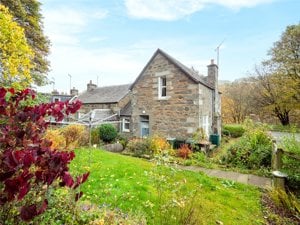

left=271, top=140, right=287, bottom=190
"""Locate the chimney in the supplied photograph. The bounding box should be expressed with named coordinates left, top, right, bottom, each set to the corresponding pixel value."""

left=70, top=87, right=78, bottom=96
left=87, top=80, right=97, bottom=91
left=207, top=59, right=218, bottom=88
left=207, top=59, right=221, bottom=137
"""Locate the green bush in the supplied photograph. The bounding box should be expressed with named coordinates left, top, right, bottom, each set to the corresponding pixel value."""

left=281, top=134, right=300, bottom=193
left=224, top=126, right=272, bottom=169
left=222, top=124, right=245, bottom=138
left=124, top=138, right=153, bottom=157
left=117, top=133, right=129, bottom=149
left=99, top=124, right=118, bottom=143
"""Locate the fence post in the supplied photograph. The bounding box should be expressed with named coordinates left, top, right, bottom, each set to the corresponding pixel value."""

left=272, top=140, right=283, bottom=170
left=271, top=140, right=288, bottom=190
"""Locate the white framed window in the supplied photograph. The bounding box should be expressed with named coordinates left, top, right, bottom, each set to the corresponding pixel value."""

left=122, top=118, right=130, bottom=132
left=158, top=76, right=167, bottom=98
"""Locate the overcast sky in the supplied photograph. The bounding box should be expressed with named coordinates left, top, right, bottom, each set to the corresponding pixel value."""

left=36, top=0, right=300, bottom=94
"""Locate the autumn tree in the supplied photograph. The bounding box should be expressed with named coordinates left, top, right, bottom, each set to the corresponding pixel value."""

left=221, top=79, right=255, bottom=124
left=251, top=65, right=296, bottom=126
left=267, top=23, right=300, bottom=87
left=0, top=5, right=34, bottom=89
left=251, top=23, right=300, bottom=126
left=0, top=0, right=50, bottom=86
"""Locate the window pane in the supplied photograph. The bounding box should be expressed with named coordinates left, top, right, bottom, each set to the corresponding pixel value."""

left=162, top=87, right=166, bottom=96
left=162, top=77, right=166, bottom=86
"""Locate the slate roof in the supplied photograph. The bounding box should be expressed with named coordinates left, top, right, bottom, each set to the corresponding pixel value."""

left=78, top=84, right=131, bottom=104
left=120, top=101, right=132, bottom=116
left=130, top=48, right=214, bottom=90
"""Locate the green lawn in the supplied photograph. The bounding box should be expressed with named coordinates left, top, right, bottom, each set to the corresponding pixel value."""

left=71, top=148, right=265, bottom=225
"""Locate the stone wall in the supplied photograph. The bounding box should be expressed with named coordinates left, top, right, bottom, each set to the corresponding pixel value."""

left=80, top=103, right=117, bottom=114
left=131, top=52, right=212, bottom=139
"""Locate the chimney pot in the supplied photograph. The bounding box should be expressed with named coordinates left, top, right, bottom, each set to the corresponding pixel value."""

left=211, top=59, right=214, bottom=65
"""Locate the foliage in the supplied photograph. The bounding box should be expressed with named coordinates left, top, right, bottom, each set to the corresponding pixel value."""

left=116, top=133, right=128, bottom=149
left=1, top=0, right=50, bottom=85
left=31, top=187, right=146, bottom=225
left=220, top=79, right=255, bottom=124
left=44, top=129, right=66, bottom=150
left=62, top=124, right=87, bottom=150
left=269, top=124, right=300, bottom=133
left=251, top=67, right=296, bottom=126
left=280, top=134, right=300, bottom=193
left=177, top=144, right=192, bottom=159
left=144, top=154, right=200, bottom=225
left=224, top=121, right=273, bottom=169
left=251, top=23, right=300, bottom=126
left=267, top=23, right=300, bottom=94
left=90, top=127, right=100, bottom=145
left=0, top=5, right=34, bottom=89
left=99, top=124, right=118, bottom=143
left=222, top=124, right=245, bottom=138
left=192, top=127, right=207, bottom=142
left=150, top=135, right=171, bottom=155
left=124, top=138, right=153, bottom=157
left=0, top=87, right=89, bottom=223
left=268, top=189, right=300, bottom=220
left=176, top=151, right=215, bottom=168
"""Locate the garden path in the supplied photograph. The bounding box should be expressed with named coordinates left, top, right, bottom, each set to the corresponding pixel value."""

left=176, top=165, right=272, bottom=189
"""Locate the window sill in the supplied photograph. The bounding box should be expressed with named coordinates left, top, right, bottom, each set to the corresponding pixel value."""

left=122, top=129, right=130, bottom=133
left=157, top=96, right=171, bottom=100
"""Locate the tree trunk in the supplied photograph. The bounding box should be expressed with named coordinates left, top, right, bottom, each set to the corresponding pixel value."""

left=274, top=107, right=290, bottom=126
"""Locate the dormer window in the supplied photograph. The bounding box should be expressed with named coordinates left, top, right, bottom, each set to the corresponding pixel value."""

left=158, top=76, right=167, bottom=98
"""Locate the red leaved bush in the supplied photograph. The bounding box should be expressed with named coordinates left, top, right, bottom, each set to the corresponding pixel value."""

left=0, top=87, right=89, bottom=222
left=177, top=144, right=192, bottom=159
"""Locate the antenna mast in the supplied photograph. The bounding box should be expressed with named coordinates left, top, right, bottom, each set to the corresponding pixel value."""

left=215, top=39, right=225, bottom=67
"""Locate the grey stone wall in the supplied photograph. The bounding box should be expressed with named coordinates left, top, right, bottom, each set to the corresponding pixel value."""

left=131, top=52, right=211, bottom=139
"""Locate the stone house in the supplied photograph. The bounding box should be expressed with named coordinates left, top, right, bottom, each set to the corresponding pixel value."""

left=128, top=49, right=221, bottom=139
left=77, top=81, right=131, bottom=128
left=77, top=49, right=221, bottom=140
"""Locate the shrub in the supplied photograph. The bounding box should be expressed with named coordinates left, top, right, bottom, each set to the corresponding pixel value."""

left=281, top=134, right=300, bottom=193
left=99, top=124, right=118, bottom=143
left=44, top=129, right=66, bottom=150
left=125, top=138, right=153, bottom=157
left=117, top=134, right=128, bottom=149
left=91, top=127, right=100, bottom=145
left=150, top=135, right=171, bottom=155
left=222, top=124, right=245, bottom=138
left=224, top=124, right=272, bottom=169
left=268, top=189, right=300, bottom=219
left=0, top=88, right=89, bottom=223
left=78, top=128, right=90, bottom=147
left=62, top=124, right=87, bottom=149
left=177, top=144, right=192, bottom=159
